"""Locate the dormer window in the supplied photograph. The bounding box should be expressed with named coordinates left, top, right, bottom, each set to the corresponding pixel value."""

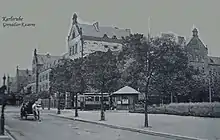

left=112, top=35, right=117, bottom=39
left=113, top=46, right=118, bottom=49
left=103, top=34, right=108, bottom=38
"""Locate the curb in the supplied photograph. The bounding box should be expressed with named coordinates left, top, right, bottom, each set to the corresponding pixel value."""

left=5, top=126, right=16, bottom=140
left=48, top=114, right=206, bottom=140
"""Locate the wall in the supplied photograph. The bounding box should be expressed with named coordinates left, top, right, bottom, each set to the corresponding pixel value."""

left=68, top=39, right=122, bottom=60
left=39, top=69, right=51, bottom=92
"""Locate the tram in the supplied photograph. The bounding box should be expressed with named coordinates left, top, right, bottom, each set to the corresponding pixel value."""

left=78, top=93, right=110, bottom=110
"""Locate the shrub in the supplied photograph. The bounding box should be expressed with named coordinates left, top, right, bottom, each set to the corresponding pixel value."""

left=130, top=102, right=220, bottom=118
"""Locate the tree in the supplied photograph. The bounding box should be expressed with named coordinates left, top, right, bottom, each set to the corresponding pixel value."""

left=122, top=33, right=187, bottom=127
left=84, top=50, right=121, bottom=120
left=50, top=58, right=74, bottom=94
left=50, top=58, right=74, bottom=114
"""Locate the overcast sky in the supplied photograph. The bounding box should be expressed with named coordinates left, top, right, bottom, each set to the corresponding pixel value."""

left=0, top=0, right=219, bottom=85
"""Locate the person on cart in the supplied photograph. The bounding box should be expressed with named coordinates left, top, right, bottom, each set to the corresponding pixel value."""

left=32, top=100, right=41, bottom=120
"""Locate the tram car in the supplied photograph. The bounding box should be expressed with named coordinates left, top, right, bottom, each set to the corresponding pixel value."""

left=78, top=93, right=110, bottom=110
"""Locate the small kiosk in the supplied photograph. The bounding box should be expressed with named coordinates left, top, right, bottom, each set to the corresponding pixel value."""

left=111, top=86, right=140, bottom=110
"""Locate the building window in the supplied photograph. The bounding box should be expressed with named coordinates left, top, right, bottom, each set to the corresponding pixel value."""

left=72, top=31, right=75, bottom=39
left=113, top=46, right=118, bottom=49
left=202, top=67, right=205, bottom=73
left=72, top=46, right=75, bottom=55
left=75, top=44, right=78, bottom=54
left=45, top=84, right=48, bottom=90
left=69, top=47, right=72, bottom=55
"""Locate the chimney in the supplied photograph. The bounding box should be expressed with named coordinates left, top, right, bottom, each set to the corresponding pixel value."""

left=46, top=53, right=50, bottom=57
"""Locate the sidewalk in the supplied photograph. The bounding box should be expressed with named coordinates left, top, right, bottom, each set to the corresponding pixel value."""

left=46, top=109, right=220, bottom=140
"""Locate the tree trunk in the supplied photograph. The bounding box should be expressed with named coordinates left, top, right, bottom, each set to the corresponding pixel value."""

left=48, top=96, right=51, bottom=110
left=170, top=92, right=173, bottom=103
left=57, top=92, right=61, bottom=114
left=75, top=93, right=78, bottom=117
left=144, top=85, right=149, bottom=127
left=100, top=92, right=105, bottom=121
left=48, top=87, right=51, bottom=110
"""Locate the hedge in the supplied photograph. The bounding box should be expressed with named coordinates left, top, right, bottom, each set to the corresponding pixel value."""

left=130, top=102, right=220, bottom=118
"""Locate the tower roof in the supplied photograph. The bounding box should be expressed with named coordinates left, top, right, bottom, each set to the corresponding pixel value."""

left=192, top=28, right=198, bottom=37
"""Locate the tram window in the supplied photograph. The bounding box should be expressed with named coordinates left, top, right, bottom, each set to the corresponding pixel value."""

left=95, top=96, right=99, bottom=101
left=85, top=96, right=94, bottom=101
left=103, top=97, right=108, bottom=101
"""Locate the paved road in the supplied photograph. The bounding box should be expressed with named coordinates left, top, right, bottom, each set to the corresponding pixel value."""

left=5, top=107, right=171, bottom=140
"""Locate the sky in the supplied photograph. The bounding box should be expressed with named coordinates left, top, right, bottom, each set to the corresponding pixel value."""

left=0, top=0, right=219, bottom=85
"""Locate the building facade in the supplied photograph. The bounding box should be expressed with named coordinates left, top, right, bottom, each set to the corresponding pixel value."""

left=16, top=67, right=32, bottom=94
left=67, top=13, right=131, bottom=60
left=25, top=50, right=64, bottom=94
left=162, top=28, right=220, bottom=79
left=185, top=28, right=220, bottom=78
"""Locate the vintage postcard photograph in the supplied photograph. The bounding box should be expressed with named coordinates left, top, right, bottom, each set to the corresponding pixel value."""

left=0, top=0, right=219, bottom=140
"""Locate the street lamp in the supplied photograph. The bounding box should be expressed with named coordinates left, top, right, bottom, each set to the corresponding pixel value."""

left=1, top=75, right=7, bottom=135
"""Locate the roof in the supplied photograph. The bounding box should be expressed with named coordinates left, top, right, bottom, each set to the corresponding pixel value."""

left=113, top=86, right=140, bottom=95
left=36, top=54, right=61, bottom=65
left=61, top=53, right=69, bottom=59
left=78, top=23, right=131, bottom=39
left=208, top=56, right=220, bottom=65
left=18, top=69, right=32, bottom=77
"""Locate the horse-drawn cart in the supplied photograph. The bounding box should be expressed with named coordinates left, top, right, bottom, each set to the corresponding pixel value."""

left=20, top=101, right=40, bottom=120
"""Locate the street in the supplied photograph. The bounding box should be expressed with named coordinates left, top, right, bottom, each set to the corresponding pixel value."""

left=5, top=107, right=171, bottom=140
